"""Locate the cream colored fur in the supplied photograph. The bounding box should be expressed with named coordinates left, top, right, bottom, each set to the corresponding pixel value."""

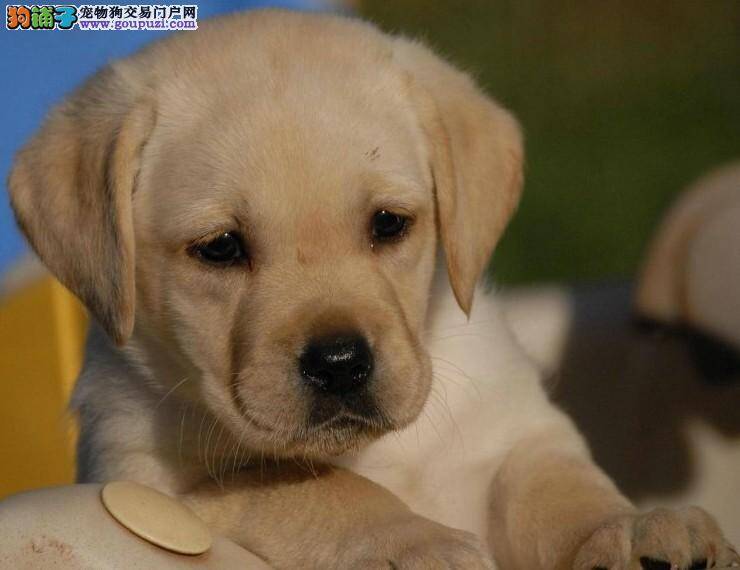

left=9, top=9, right=738, bottom=570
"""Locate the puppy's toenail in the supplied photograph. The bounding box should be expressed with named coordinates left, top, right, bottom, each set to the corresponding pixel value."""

left=640, top=558, right=672, bottom=570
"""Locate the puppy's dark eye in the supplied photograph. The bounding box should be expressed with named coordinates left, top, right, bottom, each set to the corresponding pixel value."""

left=192, top=232, right=247, bottom=266
left=372, top=210, right=408, bottom=241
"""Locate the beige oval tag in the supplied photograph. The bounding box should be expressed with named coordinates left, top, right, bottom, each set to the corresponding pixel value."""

left=101, top=481, right=212, bottom=555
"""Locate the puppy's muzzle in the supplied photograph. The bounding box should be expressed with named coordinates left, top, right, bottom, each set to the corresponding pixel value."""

left=299, top=333, right=374, bottom=397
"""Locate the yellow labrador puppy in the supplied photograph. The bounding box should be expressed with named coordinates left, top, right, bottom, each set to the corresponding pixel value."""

left=9, top=10, right=738, bottom=570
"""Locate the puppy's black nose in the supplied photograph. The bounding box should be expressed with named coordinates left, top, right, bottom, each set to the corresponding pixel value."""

left=299, top=334, right=373, bottom=396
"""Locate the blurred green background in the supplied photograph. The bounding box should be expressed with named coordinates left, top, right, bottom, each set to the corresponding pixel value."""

left=359, top=0, right=740, bottom=284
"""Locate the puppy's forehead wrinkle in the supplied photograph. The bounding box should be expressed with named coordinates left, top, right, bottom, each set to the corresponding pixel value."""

left=365, top=146, right=381, bottom=161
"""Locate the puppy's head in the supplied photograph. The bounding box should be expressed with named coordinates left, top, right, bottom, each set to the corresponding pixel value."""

left=9, top=11, right=522, bottom=457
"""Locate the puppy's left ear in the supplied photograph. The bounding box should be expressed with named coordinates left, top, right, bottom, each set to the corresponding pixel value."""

left=393, top=38, right=524, bottom=315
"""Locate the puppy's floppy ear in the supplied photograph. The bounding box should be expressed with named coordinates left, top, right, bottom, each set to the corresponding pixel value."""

left=8, top=65, right=155, bottom=345
left=393, top=38, right=524, bottom=314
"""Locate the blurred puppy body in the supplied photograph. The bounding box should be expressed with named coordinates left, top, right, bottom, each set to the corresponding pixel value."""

left=10, top=10, right=738, bottom=569
left=503, top=282, right=740, bottom=540
left=502, top=164, right=740, bottom=544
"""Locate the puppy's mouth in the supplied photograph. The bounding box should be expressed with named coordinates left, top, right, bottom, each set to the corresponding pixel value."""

left=319, top=414, right=375, bottom=430
left=234, top=390, right=395, bottom=456
left=296, top=410, right=394, bottom=455
left=302, top=394, right=395, bottom=446
left=307, top=389, right=384, bottom=425
left=309, top=408, right=393, bottom=434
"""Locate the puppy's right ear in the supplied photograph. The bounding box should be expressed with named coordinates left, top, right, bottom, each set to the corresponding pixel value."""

left=8, top=65, right=155, bottom=345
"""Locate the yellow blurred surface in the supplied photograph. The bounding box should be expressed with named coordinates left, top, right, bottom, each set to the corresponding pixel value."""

left=0, top=277, right=87, bottom=499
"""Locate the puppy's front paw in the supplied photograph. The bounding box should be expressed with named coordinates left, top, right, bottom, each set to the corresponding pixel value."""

left=573, top=507, right=739, bottom=570
left=339, top=515, right=493, bottom=569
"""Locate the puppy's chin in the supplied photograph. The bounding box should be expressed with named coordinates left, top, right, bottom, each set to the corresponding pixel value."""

left=295, top=418, right=394, bottom=457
